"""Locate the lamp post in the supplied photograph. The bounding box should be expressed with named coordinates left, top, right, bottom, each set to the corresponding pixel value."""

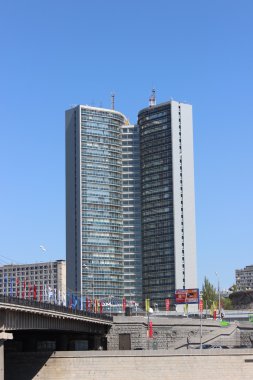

left=39, top=245, right=47, bottom=303
left=109, top=295, right=112, bottom=316
left=129, top=292, right=135, bottom=310
left=215, top=272, right=221, bottom=316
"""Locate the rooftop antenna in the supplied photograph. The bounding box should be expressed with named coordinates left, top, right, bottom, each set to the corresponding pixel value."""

left=149, top=88, right=156, bottom=107
left=111, top=93, right=115, bottom=110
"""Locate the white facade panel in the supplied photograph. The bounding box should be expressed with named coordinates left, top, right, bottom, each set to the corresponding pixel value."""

left=171, top=101, right=184, bottom=290
left=171, top=101, right=197, bottom=291
left=180, top=103, right=197, bottom=290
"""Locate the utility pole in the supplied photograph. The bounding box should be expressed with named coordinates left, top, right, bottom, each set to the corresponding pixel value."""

left=215, top=272, right=221, bottom=316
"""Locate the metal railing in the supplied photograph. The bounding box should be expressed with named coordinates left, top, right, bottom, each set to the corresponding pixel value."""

left=0, top=295, right=113, bottom=322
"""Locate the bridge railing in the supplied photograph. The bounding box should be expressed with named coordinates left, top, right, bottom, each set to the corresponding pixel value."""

left=0, top=294, right=113, bottom=322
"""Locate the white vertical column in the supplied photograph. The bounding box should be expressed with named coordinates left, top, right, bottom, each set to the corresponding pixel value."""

left=171, top=101, right=197, bottom=295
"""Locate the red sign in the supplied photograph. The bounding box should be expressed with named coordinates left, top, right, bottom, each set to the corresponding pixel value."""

left=165, top=298, right=170, bottom=311
left=33, top=284, right=37, bottom=301
left=199, top=299, right=203, bottom=313
left=149, top=321, right=153, bottom=338
left=122, top=297, right=126, bottom=312
left=175, top=289, right=199, bottom=304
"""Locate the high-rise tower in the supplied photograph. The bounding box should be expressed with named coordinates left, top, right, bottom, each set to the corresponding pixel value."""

left=138, top=100, right=197, bottom=308
left=66, top=105, right=127, bottom=303
left=66, top=98, right=197, bottom=311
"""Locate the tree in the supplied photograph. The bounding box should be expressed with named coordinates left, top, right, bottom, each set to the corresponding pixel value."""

left=221, top=297, right=233, bottom=310
left=202, top=277, right=217, bottom=309
left=229, top=284, right=238, bottom=292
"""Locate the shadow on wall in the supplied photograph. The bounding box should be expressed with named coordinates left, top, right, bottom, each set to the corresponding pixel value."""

left=5, top=351, right=53, bottom=380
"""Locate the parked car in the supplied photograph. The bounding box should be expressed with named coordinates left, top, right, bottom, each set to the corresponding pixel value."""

left=193, top=344, right=229, bottom=350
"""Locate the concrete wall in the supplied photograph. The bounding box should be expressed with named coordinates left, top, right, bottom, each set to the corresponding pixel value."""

left=108, top=316, right=253, bottom=350
left=107, top=316, right=242, bottom=351
left=6, top=351, right=253, bottom=380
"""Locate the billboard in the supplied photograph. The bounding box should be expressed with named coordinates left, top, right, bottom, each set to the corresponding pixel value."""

left=175, top=288, right=199, bottom=304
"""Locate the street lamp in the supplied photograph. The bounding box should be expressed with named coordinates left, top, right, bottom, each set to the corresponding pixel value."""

left=39, top=245, right=47, bottom=303
left=215, top=272, right=221, bottom=316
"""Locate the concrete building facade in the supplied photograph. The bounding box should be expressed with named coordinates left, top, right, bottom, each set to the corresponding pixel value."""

left=122, top=124, right=142, bottom=304
left=138, top=100, right=197, bottom=308
left=66, top=98, right=197, bottom=309
left=236, top=265, right=253, bottom=290
left=66, top=105, right=127, bottom=303
left=0, top=260, right=66, bottom=302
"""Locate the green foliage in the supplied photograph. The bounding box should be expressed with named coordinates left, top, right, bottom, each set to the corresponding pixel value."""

left=202, top=277, right=217, bottom=309
left=229, top=284, right=238, bottom=292
left=221, top=297, right=233, bottom=310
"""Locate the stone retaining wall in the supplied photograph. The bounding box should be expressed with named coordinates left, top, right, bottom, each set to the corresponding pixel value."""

left=7, top=351, right=253, bottom=380
left=107, top=316, right=253, bottom=350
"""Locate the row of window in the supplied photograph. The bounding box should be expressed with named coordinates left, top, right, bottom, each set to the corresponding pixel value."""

left=80, top=111, right=124, bottom=124
left=82, top=125, right=121, bottom=136
left=82, top=198, right=121, bottom=205
left=81, top=150, right=121, bottom=159
left=82, top=135, right=121, bottom=147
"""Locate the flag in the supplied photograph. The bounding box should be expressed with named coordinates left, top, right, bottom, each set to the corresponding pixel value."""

left=73, top=295, right=78, bottom=309
left=122, top=297, right=126, bottom=312
left=62, top=292, right=66, bottom=306
left=149, top=321, right=153, bottom=338
left=86, top=297, right=89, bottom=311
left=145, top=298, right=150, bottom=313
left=33, top=284, right=37, bottom=301
left=165, top=298, right=170, bottom=311
left=22, top=279, right=26, bottom=299
left=48, top=286, right=53, bottom=301
left=4, top=275, right=8, bottom=296
left=100, top=301, right=103, bottom=314
left=28, top=283, right=32, bottom=299
left=16, top=277, right=20, bottom=297
left=30, top=283, right=33, bottom=298
left=40, top=284, right=43, bottom=302
left=10, top=277, right=14, bottom=297
left=68, top=293, right=72, bottom=308
left=71, top=294, right=77, bottom=310
left=184, top=303, right=188, bottom=314
left=44, top=285, right=48, bottom=302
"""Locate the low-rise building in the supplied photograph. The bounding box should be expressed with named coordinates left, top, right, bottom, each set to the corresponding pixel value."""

left=0, top=260, right=66, bottom=303
left=236, top=265, right=253, bottom=290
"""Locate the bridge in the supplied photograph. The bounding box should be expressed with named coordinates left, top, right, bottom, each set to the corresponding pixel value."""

left=0, top=295, right=112, bottom=332
left=0, top=295, right=113, bottom=378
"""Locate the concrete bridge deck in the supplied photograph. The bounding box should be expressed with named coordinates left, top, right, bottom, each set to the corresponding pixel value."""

left=0, top=295, right=112, bottom=330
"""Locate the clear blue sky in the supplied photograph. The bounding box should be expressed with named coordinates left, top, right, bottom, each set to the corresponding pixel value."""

left=0, top=0, right=252, bottom=290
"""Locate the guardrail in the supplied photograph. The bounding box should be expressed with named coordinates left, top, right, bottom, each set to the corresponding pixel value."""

left=0, top=295, right=113, bottom=322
